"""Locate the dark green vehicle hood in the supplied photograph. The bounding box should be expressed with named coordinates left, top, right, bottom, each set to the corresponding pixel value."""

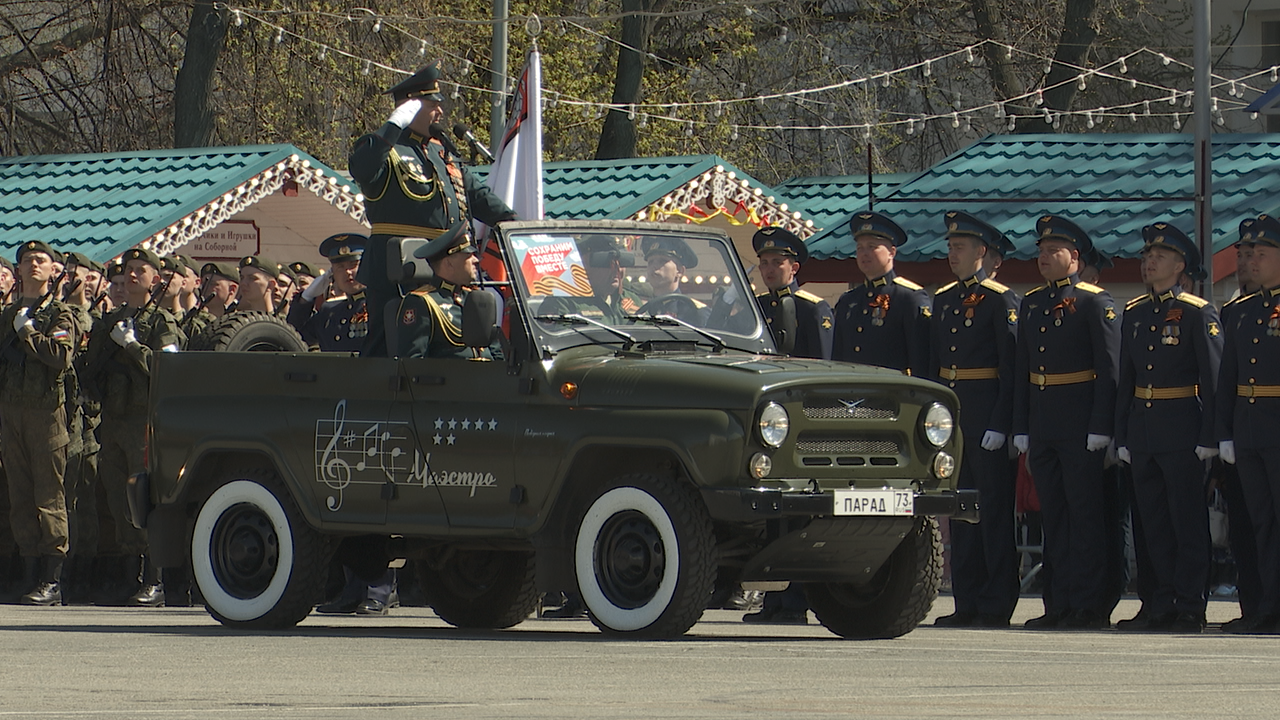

left=544, top=348, right=930, bottom=410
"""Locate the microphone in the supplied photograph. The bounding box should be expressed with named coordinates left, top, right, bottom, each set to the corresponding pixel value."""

left=428, top=123, right=465, bottom=160
left=453, top=123, right=495, bottom=162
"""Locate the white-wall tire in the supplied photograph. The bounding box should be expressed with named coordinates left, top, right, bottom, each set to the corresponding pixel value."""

left=573, top=474, right=715, bottom=637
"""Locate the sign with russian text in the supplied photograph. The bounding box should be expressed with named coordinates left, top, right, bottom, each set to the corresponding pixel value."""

left=188, top=220, right=261, bottom=259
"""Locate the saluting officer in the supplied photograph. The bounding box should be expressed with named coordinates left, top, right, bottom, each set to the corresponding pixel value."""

left=349, top=62, right=515, bottom=357
left=288, top=234, right=369, bottom=352
left=394, top=223, right=496, bottom=360
left=1012, top=215, right=1120, bottom=630
left=752, top=227, right=832, bottom=360
left=1114, top=222, right=1221, bottom=633
left=929, top=211, right=1021, bottom=628
left=1218, top=213, right=1280, bottom=634
left=0, top=240, right=78, bottom=605
left=832, top=212, right=930, bottom=376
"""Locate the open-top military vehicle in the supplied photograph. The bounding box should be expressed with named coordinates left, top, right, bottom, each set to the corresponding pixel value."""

left=132, top=220, right=976, bottom=639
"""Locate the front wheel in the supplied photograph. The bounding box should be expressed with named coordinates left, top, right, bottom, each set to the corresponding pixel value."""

left=190, top=469, right=329, bottom=629
left=573, top=473, right=715, bottom=638
left=804, top=516, right=942, bottom=639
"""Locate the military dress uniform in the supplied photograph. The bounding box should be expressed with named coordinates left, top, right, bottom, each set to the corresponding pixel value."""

left=751, top=227, right=832, bottom=361
left=929, top=212, right=1021, bottom=627
left=1014, top=216, right=1120, bottom=629
left=287, top=234, right=370, bottom=353
left=0, top=240, right=78, bottom=604
left=1116, top=223, right=1221, bottom=631
left=349, top=63, right=515, bottom=357
left=392, top=229, right=496, bottom=361
left=831, top=213, right=930, bottom=376
left=1217, top=215, right=1280, bottom=632
left=77, top=247, right=183, bottom=605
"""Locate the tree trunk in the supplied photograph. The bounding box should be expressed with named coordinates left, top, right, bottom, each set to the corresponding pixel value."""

left=596, top=0, right=664, bottom=160
left=173, top=1, right=229, bottom=148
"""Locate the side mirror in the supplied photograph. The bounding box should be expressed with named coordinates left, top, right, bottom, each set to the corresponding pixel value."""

left=462, top=289, right=500, bottom=348
left=771, top=295, right=797, bottom=355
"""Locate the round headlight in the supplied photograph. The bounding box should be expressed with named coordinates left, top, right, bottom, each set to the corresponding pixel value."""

left=922, top=403, right=954, bottom=448
left=757, top=402, right=789, bottom=448
left=932, top=451, right=956, bottom=479
left=749, top=453, right=773, bottom=479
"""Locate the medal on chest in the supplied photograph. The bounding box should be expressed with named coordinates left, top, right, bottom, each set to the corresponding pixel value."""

left=1269, top=304, right=1280, bottom=337
left=1051, top=296, right=1076, bottom=327
left=1161, top=307, right=1182, bottom=345
left=869, top=293, right=890, bottom=327
left=962, top=292, right=983, bottom=327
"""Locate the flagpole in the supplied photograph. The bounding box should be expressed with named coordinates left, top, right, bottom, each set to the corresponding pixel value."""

left=490, top=0, right=509, bottom=145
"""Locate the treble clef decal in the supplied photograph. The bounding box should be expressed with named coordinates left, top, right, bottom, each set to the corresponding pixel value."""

left=317, top=399, right=353, bottom=510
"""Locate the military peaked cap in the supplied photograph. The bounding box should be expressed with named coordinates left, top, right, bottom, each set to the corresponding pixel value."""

left=1141, top=221, right=1200, bottom=274
left=318, top=233, right=368, bottom=262
left=752, top=226, right=808, bottom=263
left=850, top=211, right=908, bottom=246
left=1252, top=214, right=1280, bottom=250
left=412, top=220, right=474, bottom=262
left=1035, top=215, right=1093, bottom=255
left=641, top=236, right=699, bottom=268
left=943, top=211, right=1009, bottom=253
left=387, top=62, right=445, bottom=102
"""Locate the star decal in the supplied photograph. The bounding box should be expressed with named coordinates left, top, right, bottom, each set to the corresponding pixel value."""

left=447, top=418, right=457, bottom=430
left=487, top=419, right=498, bottom=431
left=433, top=434, right=443, bottom=445
left=446, top=434, right=456, bottom=445
left=434, top=418, right=443, bottom=430
left=461, top=419, right=471, bottom=430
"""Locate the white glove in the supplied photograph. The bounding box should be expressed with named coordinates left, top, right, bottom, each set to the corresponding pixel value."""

left=1195, top=445, right=1219, bottom=461
left=1086, top=433, right=1111, bottom=452
left=721, top=284, right=740, bottom=306
left=12, top=307, right=31, bottom=333
left=1219, top=440, right=1236, bottom=465
left=981, top=430, right=1006, bottom=452
left=1013, top=434, right=1030, bottom=454
left=387, top=99, right=422, bottom=128
left=1116, top=446, right=1132, bottom=464
left=300, top=270, right=332, bottom=301
left=110, top=319, right=137, bottom=348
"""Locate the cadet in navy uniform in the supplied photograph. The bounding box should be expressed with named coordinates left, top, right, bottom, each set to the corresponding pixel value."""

left=349, top=62, right=515, bottom=357
left=1114, top=222, right=1221, bottom=633
left=1012, top=215, right=1120, bottom=630
left=1218, top=214, right=1280, bottom=634
left=287, top=234, right=369, bottom=353
left=742, top=227, right=832, bottom=625
left=394, top=223, right=496, bottom=360
left=752, top=227, right=832, bottom=360
left=832, top=212, right=930, bottom=376
left=929, top=211, right=1021, bottom=628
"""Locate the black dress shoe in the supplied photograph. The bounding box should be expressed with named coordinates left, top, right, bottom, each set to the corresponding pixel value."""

left=20, top=582, right=62, bottom=606
left=1116, top=610, right=1176, bottom=632
left=129, top=584, right=165, bottom=607
left=1024, top=610, right=1067, bottom=630
left=357, top=599, right=387, bottom=616
left=933, top=611, right=977, bottom=627
left=976, top=614, right=1011, bottom=628
left=1062, top=609, right=1110, bottom=630
left=1167, top=613, right=1205, bottom=633
left=316, top=597, right=362, bottom=614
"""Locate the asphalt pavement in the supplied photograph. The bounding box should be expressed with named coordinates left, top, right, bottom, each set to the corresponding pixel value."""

left=0, top=596, right=1276, bottom=719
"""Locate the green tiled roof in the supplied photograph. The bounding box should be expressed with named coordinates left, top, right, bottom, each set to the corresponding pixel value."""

left=773, top=174, right=913, bottom=237
left=472, top=154, right=788, bottom=222
left=0, top=144, right=358, bottom=262
left=806, top=134, right=1280, bottom=262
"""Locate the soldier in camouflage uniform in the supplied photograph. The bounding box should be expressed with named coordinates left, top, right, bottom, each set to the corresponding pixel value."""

left=0, top=240, right=78, bottom=605
left=234, top=255, right=281, bottom=315
left=77, top=247, right=184, bottom=606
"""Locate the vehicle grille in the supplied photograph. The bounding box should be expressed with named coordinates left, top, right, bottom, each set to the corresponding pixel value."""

left=802, top=398, right=897, bottom=420
left=796, top=438, right=900, bottom=455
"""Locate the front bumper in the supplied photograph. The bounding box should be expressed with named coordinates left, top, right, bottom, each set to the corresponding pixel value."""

left=700, top=487, right=979, bottom=524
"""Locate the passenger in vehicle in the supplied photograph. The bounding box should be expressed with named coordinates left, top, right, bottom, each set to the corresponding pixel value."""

left=394, top=224, right=496, bottom=360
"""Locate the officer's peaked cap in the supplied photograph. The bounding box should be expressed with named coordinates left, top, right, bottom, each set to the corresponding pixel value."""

left=387, top=62, right=445, bottom=102
left=1141, top=221, right=1200, bottom=273
left=850, top=211, right=907, bottom=246
left=1035, top=215, right=1093, bottom=255
left=752, top=226, right=808, bottom=263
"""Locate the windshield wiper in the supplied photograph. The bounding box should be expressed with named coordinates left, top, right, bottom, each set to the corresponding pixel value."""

left=535, top=314, right=638, bottom=350
left=625, top=313, right=725, bottom=353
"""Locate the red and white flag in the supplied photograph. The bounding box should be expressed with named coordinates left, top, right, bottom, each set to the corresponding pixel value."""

left=487, top=48, right=544, bottom=220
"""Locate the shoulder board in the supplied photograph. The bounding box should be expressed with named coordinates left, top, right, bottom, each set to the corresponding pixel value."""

left=1222, top=295, right=1244, bottom=308
left=1125, top=295, right=1150, bottom=311
left=1176, top=291, right=1208, bottom=308
left=935, top=281, right=958, bottom=295
left=892, top=276, right=923, bottom=291
left=1075, top=281, right=1104, bottom=294
left=1238, top=291, right=1261, bottom=304
left=979, top=278, right=1010, bottom=294
left=794, top=289, right=825, bottom=304
left=409, top=285, right=437, bottom=298
left=691, top=298, right=707, bottom=309
left=1026, top=285, right=1047, bottom=296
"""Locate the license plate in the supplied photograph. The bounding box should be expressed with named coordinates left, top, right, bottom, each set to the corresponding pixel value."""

left=833, top=489, right=914, bottom=516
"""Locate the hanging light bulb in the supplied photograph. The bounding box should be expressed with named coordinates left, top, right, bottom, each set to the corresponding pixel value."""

left=1144, top=100, right=1151, bottom=115
left=965, top=47, right=975, bottom=64
left=995, top=103, right=1006, bottom=118
left=232, top=9, right=243, bottom=27
left=962, top=115, right=972, bottom=132
left=779, top=26, right=789, bottom=43
left=372, top=18, right=382, bottom=32
left=730, top=125, right=739, bottom=141
left=1034, top=90, right=1044, bottom=106
left=1169, top=91, right=1178, bottom=105
left=1007, top=115, right=1017, bottom=131
left=1051, top=115, right=1061, bottom=129
left=1077, top=74, right=1087, bottom=91
left=627, top=105, right=636, bottom=121
left=951, top=112, right=960, bottom=128
left=1229, top=80, right=1238, bottom=97
left=1185, top=92, right=1193, bottom=108
left=1272, top=66, right=1278, bottom=82
left=863, top=125, right=872, bottom=141
left=881, top=74, right=890, bottom=87
left=1129, top=78, right=1137, bottom=89
left=923, top=60, right=932, bottom=77
left=1118, top=58, right=1128, bottom=74
left=743, top=6, right=754, bottom=16
left=362, top=61, right=371, bottom=76
left=547, top=95, right=558, bottom=109
left=1043, top=108, right=1053, bottom=124
left=1129, top=112, right=1137, bottom=123
left=1005, top=45, right=1013, bottom=60
left=450, top=84, right=459, bottom=100
left=1252, top=111, right=1260, bottom=120
left=461, top=59, right=472, bottom=74
left=638, top=113, right=648, bottom=128
left=419, top=40, right=428, bottom=56
left=685, top=121, right=694, bottom=138
left=1161, top=53, right=1172, bottom=66
left=1212, top=97, right=1220, bottom=112
left=1217, top=114, right=1226, bottom=126
left=713, top=102, right=723, bottom=118
left=1086, top=111, right=1094, bottom=128
left=1173, top=114, right=1181, bottom=130
left=1044, top=61, right=1053, bottom=75
left=906, top=118, right=916, bottom=135
left=274, top=28, right=284, bottom=44
left=317, top=47, right=327, bottom=61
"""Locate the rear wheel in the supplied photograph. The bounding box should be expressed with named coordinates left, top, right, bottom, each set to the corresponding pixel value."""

left=804, top=516, right=942, bottom=639
left=573, top=473, right=715, bottom=638
left=416, top=550, right=539, bottom=629
left=190, top=311, right=308, bottom=352
left=190, top=469, right=329, bottom=628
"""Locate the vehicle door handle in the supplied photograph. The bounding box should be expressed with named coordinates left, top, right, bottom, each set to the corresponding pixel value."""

left=285, top=372, right=316, bottom=382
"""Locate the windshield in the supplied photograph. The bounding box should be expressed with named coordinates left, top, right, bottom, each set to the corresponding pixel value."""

left=502, top=227, right=772, bottom=354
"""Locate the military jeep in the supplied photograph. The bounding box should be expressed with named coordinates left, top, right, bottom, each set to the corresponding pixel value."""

left=133, top=220, right=976, bottom=639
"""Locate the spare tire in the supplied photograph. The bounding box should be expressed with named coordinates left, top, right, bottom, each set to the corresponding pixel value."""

left=190, top=311, right=309, bottom=352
